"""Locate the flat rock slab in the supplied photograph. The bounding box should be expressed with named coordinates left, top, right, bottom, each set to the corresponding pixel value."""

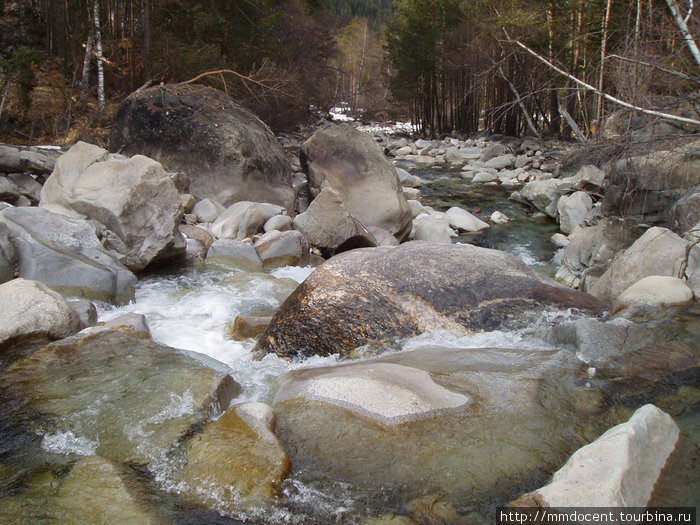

left=274, top=362, right=471, bottom=425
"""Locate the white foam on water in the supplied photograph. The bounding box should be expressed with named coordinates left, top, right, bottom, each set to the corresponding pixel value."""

left=269, top=265, right=315, bottom=283
left=41, top=430, right=99, bottom=456
left=512, top=242, right=545, bottom=266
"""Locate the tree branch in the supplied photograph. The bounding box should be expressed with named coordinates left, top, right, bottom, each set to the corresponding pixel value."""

left=182, top=69, right=292, bottom=98
left=505, top=39, right=700, bottom=127
left=496, top=66, right=541, bottom=138
left=606, top=54, right=700, bottom=84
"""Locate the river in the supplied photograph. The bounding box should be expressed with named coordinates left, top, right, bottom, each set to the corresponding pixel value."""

left=1, top=159, right=697, bottom=523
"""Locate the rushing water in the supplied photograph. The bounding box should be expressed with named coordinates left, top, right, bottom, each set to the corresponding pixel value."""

left=1, top=163, right=697, bottom=523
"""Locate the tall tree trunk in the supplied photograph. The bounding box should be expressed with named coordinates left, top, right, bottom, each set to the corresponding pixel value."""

left=547, top=1, right=561, bottom=135
left=142, top=0, right=151, bottom=83
left=49, top=0, right=69, bottom=71
left=94, top=0, right=105, bottom=115
left=79, top=29, right=95, bottom=109
left=596, top=0, right=613, bottom=135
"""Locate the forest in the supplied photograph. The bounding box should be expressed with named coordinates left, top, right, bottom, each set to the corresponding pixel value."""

left=0, top=0, right=697, bottom=144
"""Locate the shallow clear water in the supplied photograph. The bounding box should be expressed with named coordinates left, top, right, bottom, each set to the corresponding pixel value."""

left=411, top=165, right=562, bottom=276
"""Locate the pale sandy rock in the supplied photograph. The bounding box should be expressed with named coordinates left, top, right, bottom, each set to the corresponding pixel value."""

left=0, top=278, right=82, bottom=347
left=515, top=405, right=679, bottom=508
left=612, top=276, right=694, bottom=320
left=445, top=207, right=489, bottom=232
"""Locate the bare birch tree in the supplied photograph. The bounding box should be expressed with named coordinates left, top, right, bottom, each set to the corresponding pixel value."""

left=664, top=0, right=700, bottom=68
left=93, top=0, right=105, bottom=115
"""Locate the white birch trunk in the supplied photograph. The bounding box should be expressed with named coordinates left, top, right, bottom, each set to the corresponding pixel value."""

left=665, top=0, right=700, bottom=68
left=94, top=1, right=105, bottom=115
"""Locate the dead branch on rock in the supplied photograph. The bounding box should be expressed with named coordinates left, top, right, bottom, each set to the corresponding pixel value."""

left=182, top=69, right=292, bottom=99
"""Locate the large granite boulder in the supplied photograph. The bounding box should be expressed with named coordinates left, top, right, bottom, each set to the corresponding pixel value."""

left=254, top=241, right=604, bottom=358
left=110, top=84, right=295, bottom=212
left=1, top=329, right=239, bottom=465
left=300, top=125, right=413, bottom=240
left=40, top=141, right=184, bottom=272
left=0, top=206, right=136, bottom=304
left=555, top=218, right=643, bottom=290
left=589, top=227, right=690, bottom=305
left=0, top=278, right=82, bottom=348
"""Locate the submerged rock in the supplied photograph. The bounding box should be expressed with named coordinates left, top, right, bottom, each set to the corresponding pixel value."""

left=0, top=456, right=168, bottom=524
left=228, top=315, right=271, bottom=340
left=53, top=456, right=167, bottom=524
left=178, top=402, right=289, bottom=514
left=254, top=241, right=604, bottom=358
left=273, top=346, right=596, bottom=506
left=513, top=404, right=679, bottom=507
left=1, top=330, right=239, bottom=465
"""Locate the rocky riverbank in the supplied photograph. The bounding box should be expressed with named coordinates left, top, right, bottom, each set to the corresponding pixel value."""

left=0, top=83, right=697, bottom=522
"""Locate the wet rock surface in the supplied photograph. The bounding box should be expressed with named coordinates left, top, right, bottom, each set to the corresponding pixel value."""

left=1, top=329, right=239, bottom=465
left=255, top=241, right=605, bottom=358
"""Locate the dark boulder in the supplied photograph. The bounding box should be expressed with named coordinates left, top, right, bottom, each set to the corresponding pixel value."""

left=110, top=84, right=295, bottom=212
left=254, top=241, right=605, bottom=358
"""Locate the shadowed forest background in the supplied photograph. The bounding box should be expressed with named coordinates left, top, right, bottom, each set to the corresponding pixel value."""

left=0, top=0, right=697, bottom=145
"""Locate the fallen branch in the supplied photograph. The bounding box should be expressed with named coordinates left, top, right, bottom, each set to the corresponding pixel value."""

left=505, top=39, right=700, bottom=127
left=182, top=68, right=292, bottom=98
left=559, top=106, right=587, bottom=142
left=496, top=65, right=541, bottom=139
